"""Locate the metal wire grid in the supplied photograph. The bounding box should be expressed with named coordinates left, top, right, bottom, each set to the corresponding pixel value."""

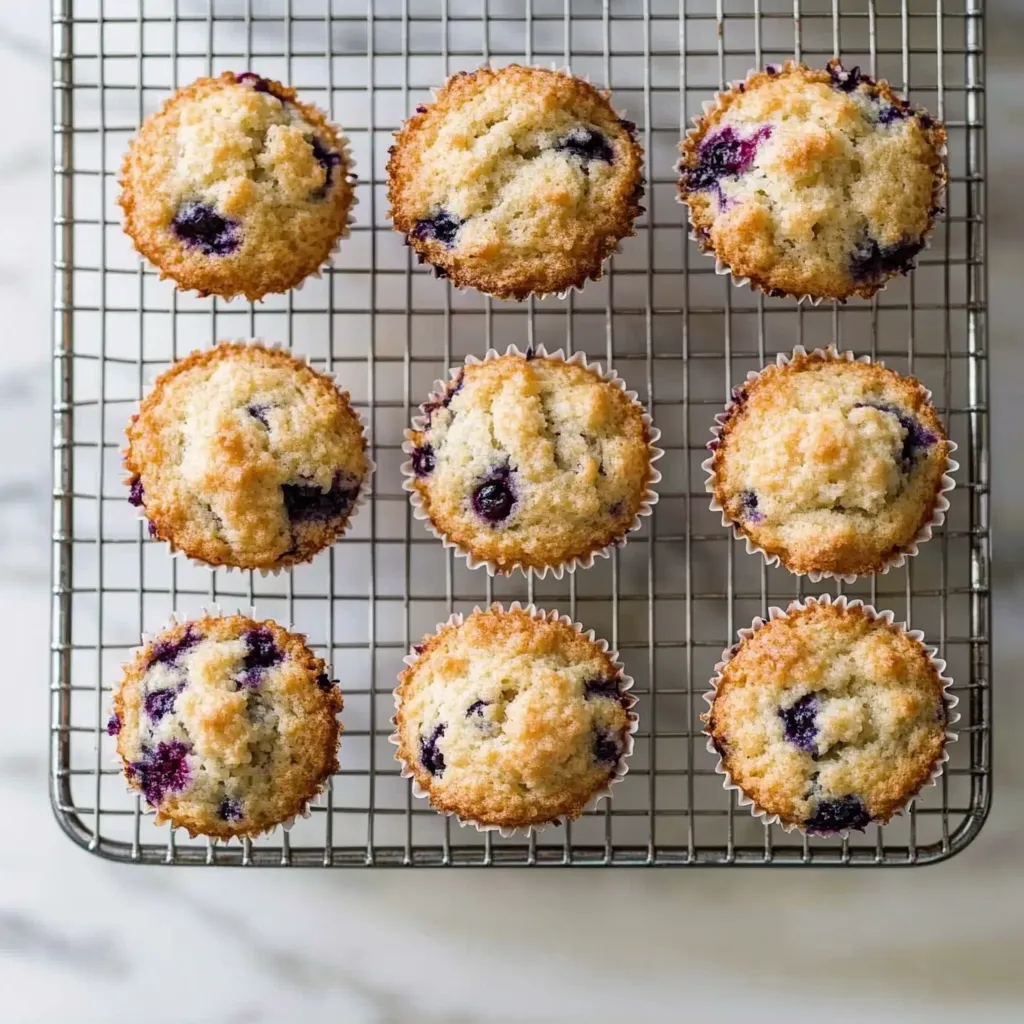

left=50, top=0, right=989, bottom=867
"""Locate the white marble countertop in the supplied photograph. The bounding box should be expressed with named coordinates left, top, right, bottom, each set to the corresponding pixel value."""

left=2, top=3, right=1022, bottom=1021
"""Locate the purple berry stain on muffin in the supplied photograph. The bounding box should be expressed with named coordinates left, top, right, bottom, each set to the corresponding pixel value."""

left=556, top=127, right=613, bottom=168
left=106, top=713, right=121, bottom=736
left=149, top=626, right=201, bottom=668
left=411, top=444, right=435, bottom=478
left=172, top=201, right=241, bottom=256
left=686, top=125, right=774, bottom=202
left=310, top=136, right=341, bottom=197
left=584, top=678, right=622, bottom=702
left=247, top=404, right=270, bottom=428
left=827, top=62, right=864, bottom=93
left=465, top=699, right=489, bottom=718
left=147, top=520, right=158, bottom=539
left=778, top=694, right=819, bottom=754
left=239, top=627, right=283, bottom=688
left=849, top=234, right=924, bottom=287
left=805, top=794, right=872, bottom=834
left=236, top=71, right=273, bottom=94
left=282, top=471, right=358, bottom=523
left=472, top=465, right=516, bottom=524
left=144, top=686, right=182, bottom=723
left=854, top=401, right=937, bottom=471
left=128, top=477, right=145, bottom=507
left=411, top=210, right=463, bottom=248
left=218, top=796, right=244, bottom=823
left=877, top=103, right=908, bottom=125
left=420, top=723, right=446, bottom=776
left=739, top=489, right=763, bottom=523
left=593, top=727, right=622, bottom=765
left=129, top=740, right=191, bottom=805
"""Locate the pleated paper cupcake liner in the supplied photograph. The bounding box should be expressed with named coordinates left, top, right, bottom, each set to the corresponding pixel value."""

left=702, top=344, right=959, bottom=583
left=389, top=601, right=639, bottom=838
left=401, top=343, right=663, bottom=579
left=702, top=593, right=959, bottom=837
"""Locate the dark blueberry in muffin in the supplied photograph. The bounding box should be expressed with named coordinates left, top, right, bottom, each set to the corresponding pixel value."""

left=218, top=796, right=244, bottom=823
left=854, top=402, right=937, bottom=471
left=128, top=477, right=145, bottom=507
left=739, top=489, right=762, bottom=523
left=106, top=713, right=121, bottom=736
left=411, top=444, right=435, bottom=478
left=411, top=210, right=463, bottom=248
left=828, top=62, right=864, bottom=93
left=247, top=404, right=270, bottom=427
left=171, top=202, right=241, bottom=256
left=556, top=127, right=614, bottom=167
left=472, top=467, right=516, bottom=524
left=593, top=727, right=623, bottom=765
left=877, top=103, right=908, bottom=125
left=129, top=740, right=191, bottom=805
left=147, top=520, right=158, bottom=539
left=243, top=627, right=283, bottom=675
left=144, top=687, right=181, bottom=723
left=685, top=125, right=774, bottom=192
left=849, top=234, right=924, bottom=286
left=149, top=626, right=201, bottom=668
left=584, top=678, right=622, bottom=701
left=805, top=794, right=872, bottom=834
left=282, top=472, right=358, bottom=523
left=465, top=700, right=489, bottom=718
left=420, top=723, right=446, bottom=777
left=778, top=694, right=819, bottom=754
left=311, top=136, right=342, bottom=196
left=316, top=672, right=333, bottom=692
left=236, top=72, right=273, bottom=94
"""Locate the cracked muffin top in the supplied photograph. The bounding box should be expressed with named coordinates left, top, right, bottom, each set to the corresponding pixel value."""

left=387, top=65, right=645, bottom=300
left=394, top=606, right=634, bottom=829
left=109, top=615, right=342, bottom=840
left=704, top=599, right=951, bottom=834
left=124, top=343, right=369, bottom=572
left=405, top=351, right=657, bottom=575
left=119, top=72, right=354, bottom=300
left=708, top=351, right=951, bottom=578
left=678, top=60, right=946, bottom=301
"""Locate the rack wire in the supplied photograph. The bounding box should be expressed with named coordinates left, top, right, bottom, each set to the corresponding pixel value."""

left=50, top=0, right=989, bottom=866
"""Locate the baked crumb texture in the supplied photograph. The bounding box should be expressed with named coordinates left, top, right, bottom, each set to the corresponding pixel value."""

left=119, top=72, right=355, bottom=300
left=124, top=342, right=371, bottom=572
left=677, top=60, right=946, bottom=301
left=387, top=65, right=645, bottom=300
left=403, top=347, right=661, bottom=577
left=392, top=604, right=637, bottom=832
left=705, top=348, right=956, bottom=580
left=703, top=596, right=955, bottom=835
left=110, top=614, right=343, bottom=840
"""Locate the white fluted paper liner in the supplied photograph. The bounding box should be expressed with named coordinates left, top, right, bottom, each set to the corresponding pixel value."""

left=392, top=63, right=645, bottom=302
left=123, top=339, right=375, bottom=577
left=702, top=345, right=959, bottom=583
left=676, top=62, right=948, bottom=305
left=702, top=593, right=959, bottom=837
left=107, top=605, right=343, bottom=844
left=389, top=602, right=639, bottom=838
left=401, top=343, right=663, bottom=578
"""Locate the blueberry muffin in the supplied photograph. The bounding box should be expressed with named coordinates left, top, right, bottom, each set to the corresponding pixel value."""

left=405, top=351, right=659, bottom=575
left=108, top=615, right=342, bottom=839
left=387, top=65, right=644, bottom=300
left=678, top=60, right=946, bottom=301
left=125, top=343, right=370, bottom=571
left=393, top=606, right=635, bottom=829
left=708, top=350, right=952, bottom=578
left=119, top=72, right=354, bottom=300
left=704, top=598, right=951, bottom=834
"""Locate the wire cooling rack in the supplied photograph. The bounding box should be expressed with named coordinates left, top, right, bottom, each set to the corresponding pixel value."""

left=50, top=0, right=989, bottom=866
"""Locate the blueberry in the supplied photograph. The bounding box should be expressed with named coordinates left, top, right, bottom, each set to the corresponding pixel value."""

left=218, top=796, right=244, bottom=823
left=556, top=127, right=614, bottom=167
left=236, top=71, right=273, bottom=94
left=778, top=694, right=819, bottom=754
left=106, top=714, right=121, bottom=736
left=472, top=466, right=516, bottom=524
left=316, top=672, right=333, bottom=692
left=618, top=118, right=638, bottom=138
left=805, top=794, right=872, bottom=834
left=147, top=520, right=158, bottom=539
left=247, top=404, right=270, bottom=428
left=593, top=727, right=623, bottom=765
left=310, top=136, right=341, bottom=197
left=282, top=471, right=358, bottom=524
left=144, top=687, right=181, bottom=723
left=849, top=234, right=923, bottom=285
left=128, top=477, right=144, bottom=507
left=854, top=401, right=937, bottom=471
left=149, top=626, right=201, bottom=668
left=420, top=723, right=446, bottom=777
left=411, top=445, right=435, bottom=477
left=243, top=627, right=283, bottom=674
left=828, top=62, right=864, bottom=93
left=877, top=103, right=908, bottom=125
left=171, top=202, right=241, bottom=256
left=411, top=210, right=463, bottom=248
left=128, top=740, right=191, bottom=805
left=740, top=489, right=763, bottom=523
left=465, top=700, right=489, bottom=718
left=584, top=678, right=623, bottom=702
left=684, top=125, right=774, bottom=193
